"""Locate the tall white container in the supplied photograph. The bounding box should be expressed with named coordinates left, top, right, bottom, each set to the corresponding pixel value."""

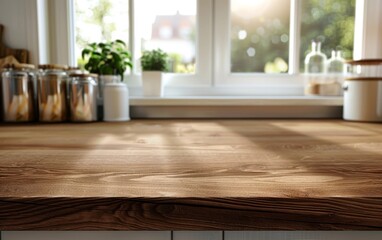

left=344, top=59, right=382, bottom=122
left=343, top=79, right=382, bottom=122
left=103, top=83, right=130, bottom=122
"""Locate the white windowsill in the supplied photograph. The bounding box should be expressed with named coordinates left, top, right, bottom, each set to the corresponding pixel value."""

left=129, top=96, right=343, bottom=118
left=130, top=96, right=343, bottom=107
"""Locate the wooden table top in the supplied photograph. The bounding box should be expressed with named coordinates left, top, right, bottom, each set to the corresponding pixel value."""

left=0, top=120, right=381, bottom=230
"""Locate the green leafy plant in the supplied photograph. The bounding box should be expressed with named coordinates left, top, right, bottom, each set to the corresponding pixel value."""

left=81, top=40, right=132, bottom=80
left=141, top=49, right=169, bottom=72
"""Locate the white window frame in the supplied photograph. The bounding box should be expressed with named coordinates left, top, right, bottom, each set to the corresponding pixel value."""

left=127, top=0, right=213, bottom=87
left=215, top=0, right=303, bottom=88
left=68, top=0, right=213, bottom=88
left=45, top=0, right=381, bottom=96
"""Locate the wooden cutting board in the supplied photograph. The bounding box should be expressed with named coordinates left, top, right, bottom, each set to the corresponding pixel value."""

left=0, top=24, right=29, bottom=63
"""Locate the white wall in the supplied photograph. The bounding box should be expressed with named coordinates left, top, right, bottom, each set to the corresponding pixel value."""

left=363, top=0, right=382, bottom=58
left=0, top=0, right=41, bottom=64
left=354, top=0, right=382, bottom=59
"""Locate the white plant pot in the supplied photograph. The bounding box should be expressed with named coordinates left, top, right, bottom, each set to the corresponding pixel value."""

left=142, top=71, right=164, bottom=97
left=343, top=78, right=382, bottom=122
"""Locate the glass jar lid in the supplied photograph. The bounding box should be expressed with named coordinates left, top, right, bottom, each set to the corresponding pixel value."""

left=2, top=63, right=35, bottom=70
left=38, top=64, right=68, bottom=70
left=345, top=59, right=382, bottom=65
left=69, top=73, right=98, bottom=78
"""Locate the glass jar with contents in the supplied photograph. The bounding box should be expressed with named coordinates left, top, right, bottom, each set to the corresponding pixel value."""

left=65, top=67, right=84, bottom=114
left=1, top=64, right=37, bottom=122
left=37, top=64, right=69, bottom=122
left=323, top=50, right=345, bottom=96
left=304, top=41, right=329, bottom=95
left=69, top=73, right=98, bottom=122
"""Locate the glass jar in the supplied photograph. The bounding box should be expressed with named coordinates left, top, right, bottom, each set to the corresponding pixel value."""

left=37, top=64, right=69, bottom=122
left=304, top=41, right=338, bottom=96
left=321, top=50, right=345, bottom=96
left=327, top=50, right=345, bottom=73
left=305, top=41, right=327, bottom=74
left=66, top=66, right=82, bottom=75
left=1, top=64, right=37, bottom=122
left=69, top=73, right=98, bottom=122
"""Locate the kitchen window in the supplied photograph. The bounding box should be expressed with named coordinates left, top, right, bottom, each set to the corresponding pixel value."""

left=73, top=0, right=212, bottom=88
left=228, top=0, right=355, bottom=74
left=74, top=0, right=130, bottom=68
left=230, top=0, right=291, bottom=74
left=74, top=0, right=198, bottom=74
left=214, top=0, right=355, bottom=90
left=60, top=0, right=372, bottom=96
left=134, top=0, right=197, bottom=74
left=300, top=0, right=355, bottom=71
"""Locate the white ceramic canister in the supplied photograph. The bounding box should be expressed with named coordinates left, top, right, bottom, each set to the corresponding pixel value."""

left=343, top=78, right=382, bottom=122
left=103, top=82, right=130, bottom=121
left=97, top=75, right=121, bottom=121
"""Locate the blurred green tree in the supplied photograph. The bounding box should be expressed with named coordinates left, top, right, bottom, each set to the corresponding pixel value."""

left=231, top=0, right=290, bottom=73
left=300, top=0, right=355, bottom=71
left=231, top=0, right=355, bottom=73
left=75, top=0, right=116, bottom=66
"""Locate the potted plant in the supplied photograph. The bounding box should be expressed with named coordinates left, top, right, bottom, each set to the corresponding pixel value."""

left=81, top=40, right=133, bottom=121
left=140, top=49, right=169, bottom=97
left=81, top=39, right=132, bottom=83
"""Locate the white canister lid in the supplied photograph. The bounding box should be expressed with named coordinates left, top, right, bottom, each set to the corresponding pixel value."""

left=345, top=77, right=382, bottom=81
left=104, top=82, right=128, bottom=88
left=345, top=59, right=382, bottom=65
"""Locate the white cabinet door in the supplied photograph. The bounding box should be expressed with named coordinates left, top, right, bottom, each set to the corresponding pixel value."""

left=2, top=231, right=171, bottom=240
left=124, top=232, right=171, bottom=240
left=173, top=231, right=222, bottom=240
left=225, top=231, right=382, bottom=240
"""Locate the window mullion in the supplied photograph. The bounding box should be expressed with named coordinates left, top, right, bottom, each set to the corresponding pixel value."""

left=67, top=0, right=76, bottom=66
left=129, top=0, right=135, bottom=73
left=289, top=0, right=301, bottom=74
left=213, top=0, right=230, bottom=85
left=197, top=0, right=214, bottom=86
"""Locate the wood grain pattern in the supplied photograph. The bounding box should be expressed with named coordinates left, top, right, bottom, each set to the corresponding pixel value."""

left=2, top=231, right=171, bottom=240
left=0, top=120, right=382, bottom=230
left=0, top=24, right=29, bottom=63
